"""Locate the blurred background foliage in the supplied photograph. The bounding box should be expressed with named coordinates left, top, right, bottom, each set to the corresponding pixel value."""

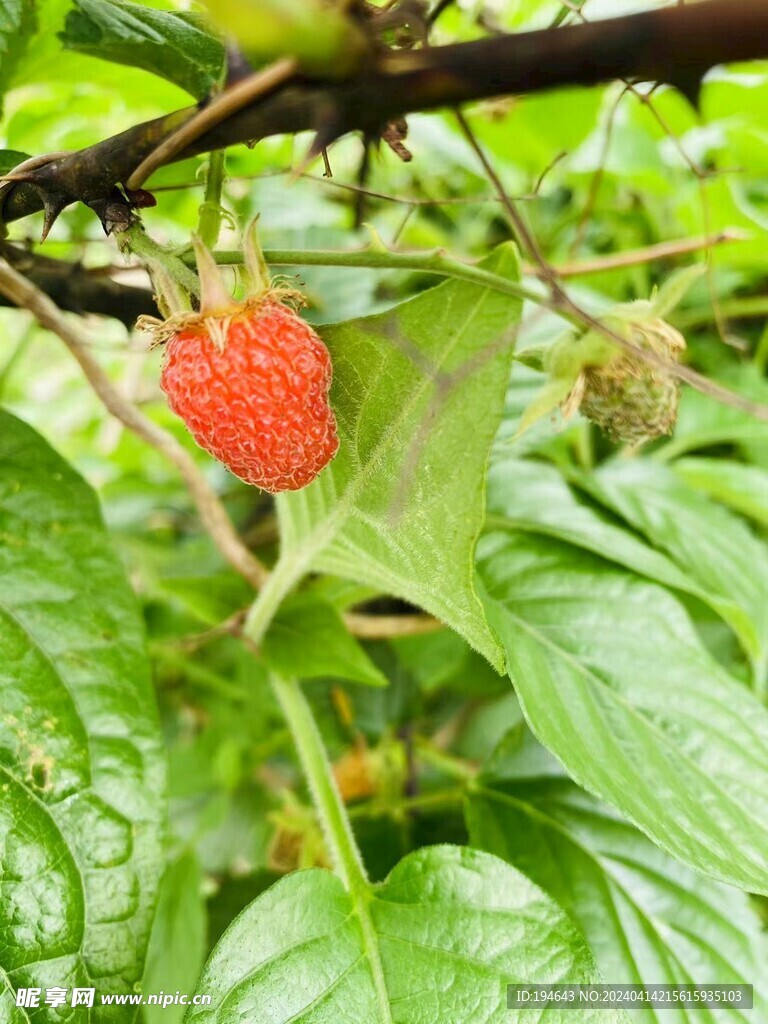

left=2, top=0, right=768, bottom=1009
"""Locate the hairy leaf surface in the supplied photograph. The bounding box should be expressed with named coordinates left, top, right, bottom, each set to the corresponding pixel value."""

left=275, top=244, right=522, bottom=670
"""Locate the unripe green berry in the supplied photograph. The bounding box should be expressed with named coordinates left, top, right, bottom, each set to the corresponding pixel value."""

left=578, top=318, right=685, bottom=444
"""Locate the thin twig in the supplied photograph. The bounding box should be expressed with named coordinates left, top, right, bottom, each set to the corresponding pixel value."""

left=342, top=612, right=441, bottom=639
left=549, top=231, right=747, bottom=278
left=0, top=257, right=269, bottom=589
left=569, top=84, right=627, bottom=256
left=126, top=59, right=298, bottom=190
left=564, top=3, right=732, bottom=344
left=453, top=110, right=768, bottom=422
left=168, top=609, right=248, bottom=652
left=26, top=232, right=742, bottom=324
left=167, top=604, right=440, bottom=648
left=6, top=0, right=768, bottom=228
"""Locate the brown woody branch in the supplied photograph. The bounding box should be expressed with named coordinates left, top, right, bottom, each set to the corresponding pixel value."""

left=0, top=242, right=157, bottom=325
left=3, top=0, right=768, bottom=228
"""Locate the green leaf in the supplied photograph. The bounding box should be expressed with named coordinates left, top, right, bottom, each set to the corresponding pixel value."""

left=487, top=455, right=768, bottom=678
left=262, top=593, right=388, bottom=687
left=0, top=410, right=165, bottom=1016
left=186, top=845, right=621, bottom=1024
left=675, top=457, right=768, bottom=528
left=0, top=150, right=31, bottom=176
left=60, top=0, right=225, bottom=100
left=574, top=459, right=768, bottom=683
left=487, top=456, right=707, bottom=597
left=0, top=0, right=35, bottom=106
left=466, top=730, right=768, bottom=1022
left=142, top=852, right=207, bottom=1024
left=478, top=530, right=768, bottom=894
left=272, top=243, right=523, bottom=671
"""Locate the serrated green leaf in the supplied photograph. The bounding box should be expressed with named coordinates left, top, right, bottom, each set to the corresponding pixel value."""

left=467, top=730, right=768, bottom=1022
left=60, top=0, right=225, bottom=100
left=186, top=845, right=621, bottom=1024
left=272, top=243, right=523, bottom=672
left=0, top=410, right=165, bottom=1019
left=574, top=459, right=768, bottom=683
left=142, top=852, right=207, bottom=1024
left=478, top=530, right=768, bottom=894
left=262, top=593, right=388, bottom=687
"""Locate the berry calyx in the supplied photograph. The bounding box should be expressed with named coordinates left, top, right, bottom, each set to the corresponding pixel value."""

left=151, top=226, right=339, bottom=493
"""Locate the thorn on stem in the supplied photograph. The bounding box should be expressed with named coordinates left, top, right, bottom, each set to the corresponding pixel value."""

left=39, top=194, right=69, bottom=243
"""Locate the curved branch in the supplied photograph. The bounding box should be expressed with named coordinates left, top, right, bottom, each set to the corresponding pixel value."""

left=3, top=0, right=768, bottom=227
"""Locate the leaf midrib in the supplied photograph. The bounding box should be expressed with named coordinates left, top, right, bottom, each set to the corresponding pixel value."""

left=500, top=604, right=768, bottom=879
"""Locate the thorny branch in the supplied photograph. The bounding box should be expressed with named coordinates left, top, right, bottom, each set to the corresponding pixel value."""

left=2, top=0, right=768, bottom=228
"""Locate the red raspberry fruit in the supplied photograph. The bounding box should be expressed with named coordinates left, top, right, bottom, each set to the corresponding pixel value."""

left=160, top=300, right=339, bottom=493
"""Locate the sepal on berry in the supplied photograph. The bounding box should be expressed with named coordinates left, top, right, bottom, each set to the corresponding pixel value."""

left=192, top=233, right=239, bottom=317
left=242, top=216, right=271, bottom=296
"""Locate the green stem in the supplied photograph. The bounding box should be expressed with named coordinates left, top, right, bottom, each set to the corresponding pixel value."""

left=120, top=222, right=200, bottom=302
left=183, top=244, right=544, bottom=310
left=243, top=517, right=340, bottom=646
left=270, top=674, right=368, bottom=892
left=754, top=322, right=768, bottom=375
left=348, top=786, right=466, bottom=820
left=573, top=420, right=595, bottom=471
left=270, top=674, right=391, bottom=1015
left=197, top=150, right=226, bottom=250
left=415, top=739, right=478, bottom=782
left=674, top=295, right=768, bottom=330
left=151, top=645, right=246, bottom=701
left=242, top=549, right=310, bottom=646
